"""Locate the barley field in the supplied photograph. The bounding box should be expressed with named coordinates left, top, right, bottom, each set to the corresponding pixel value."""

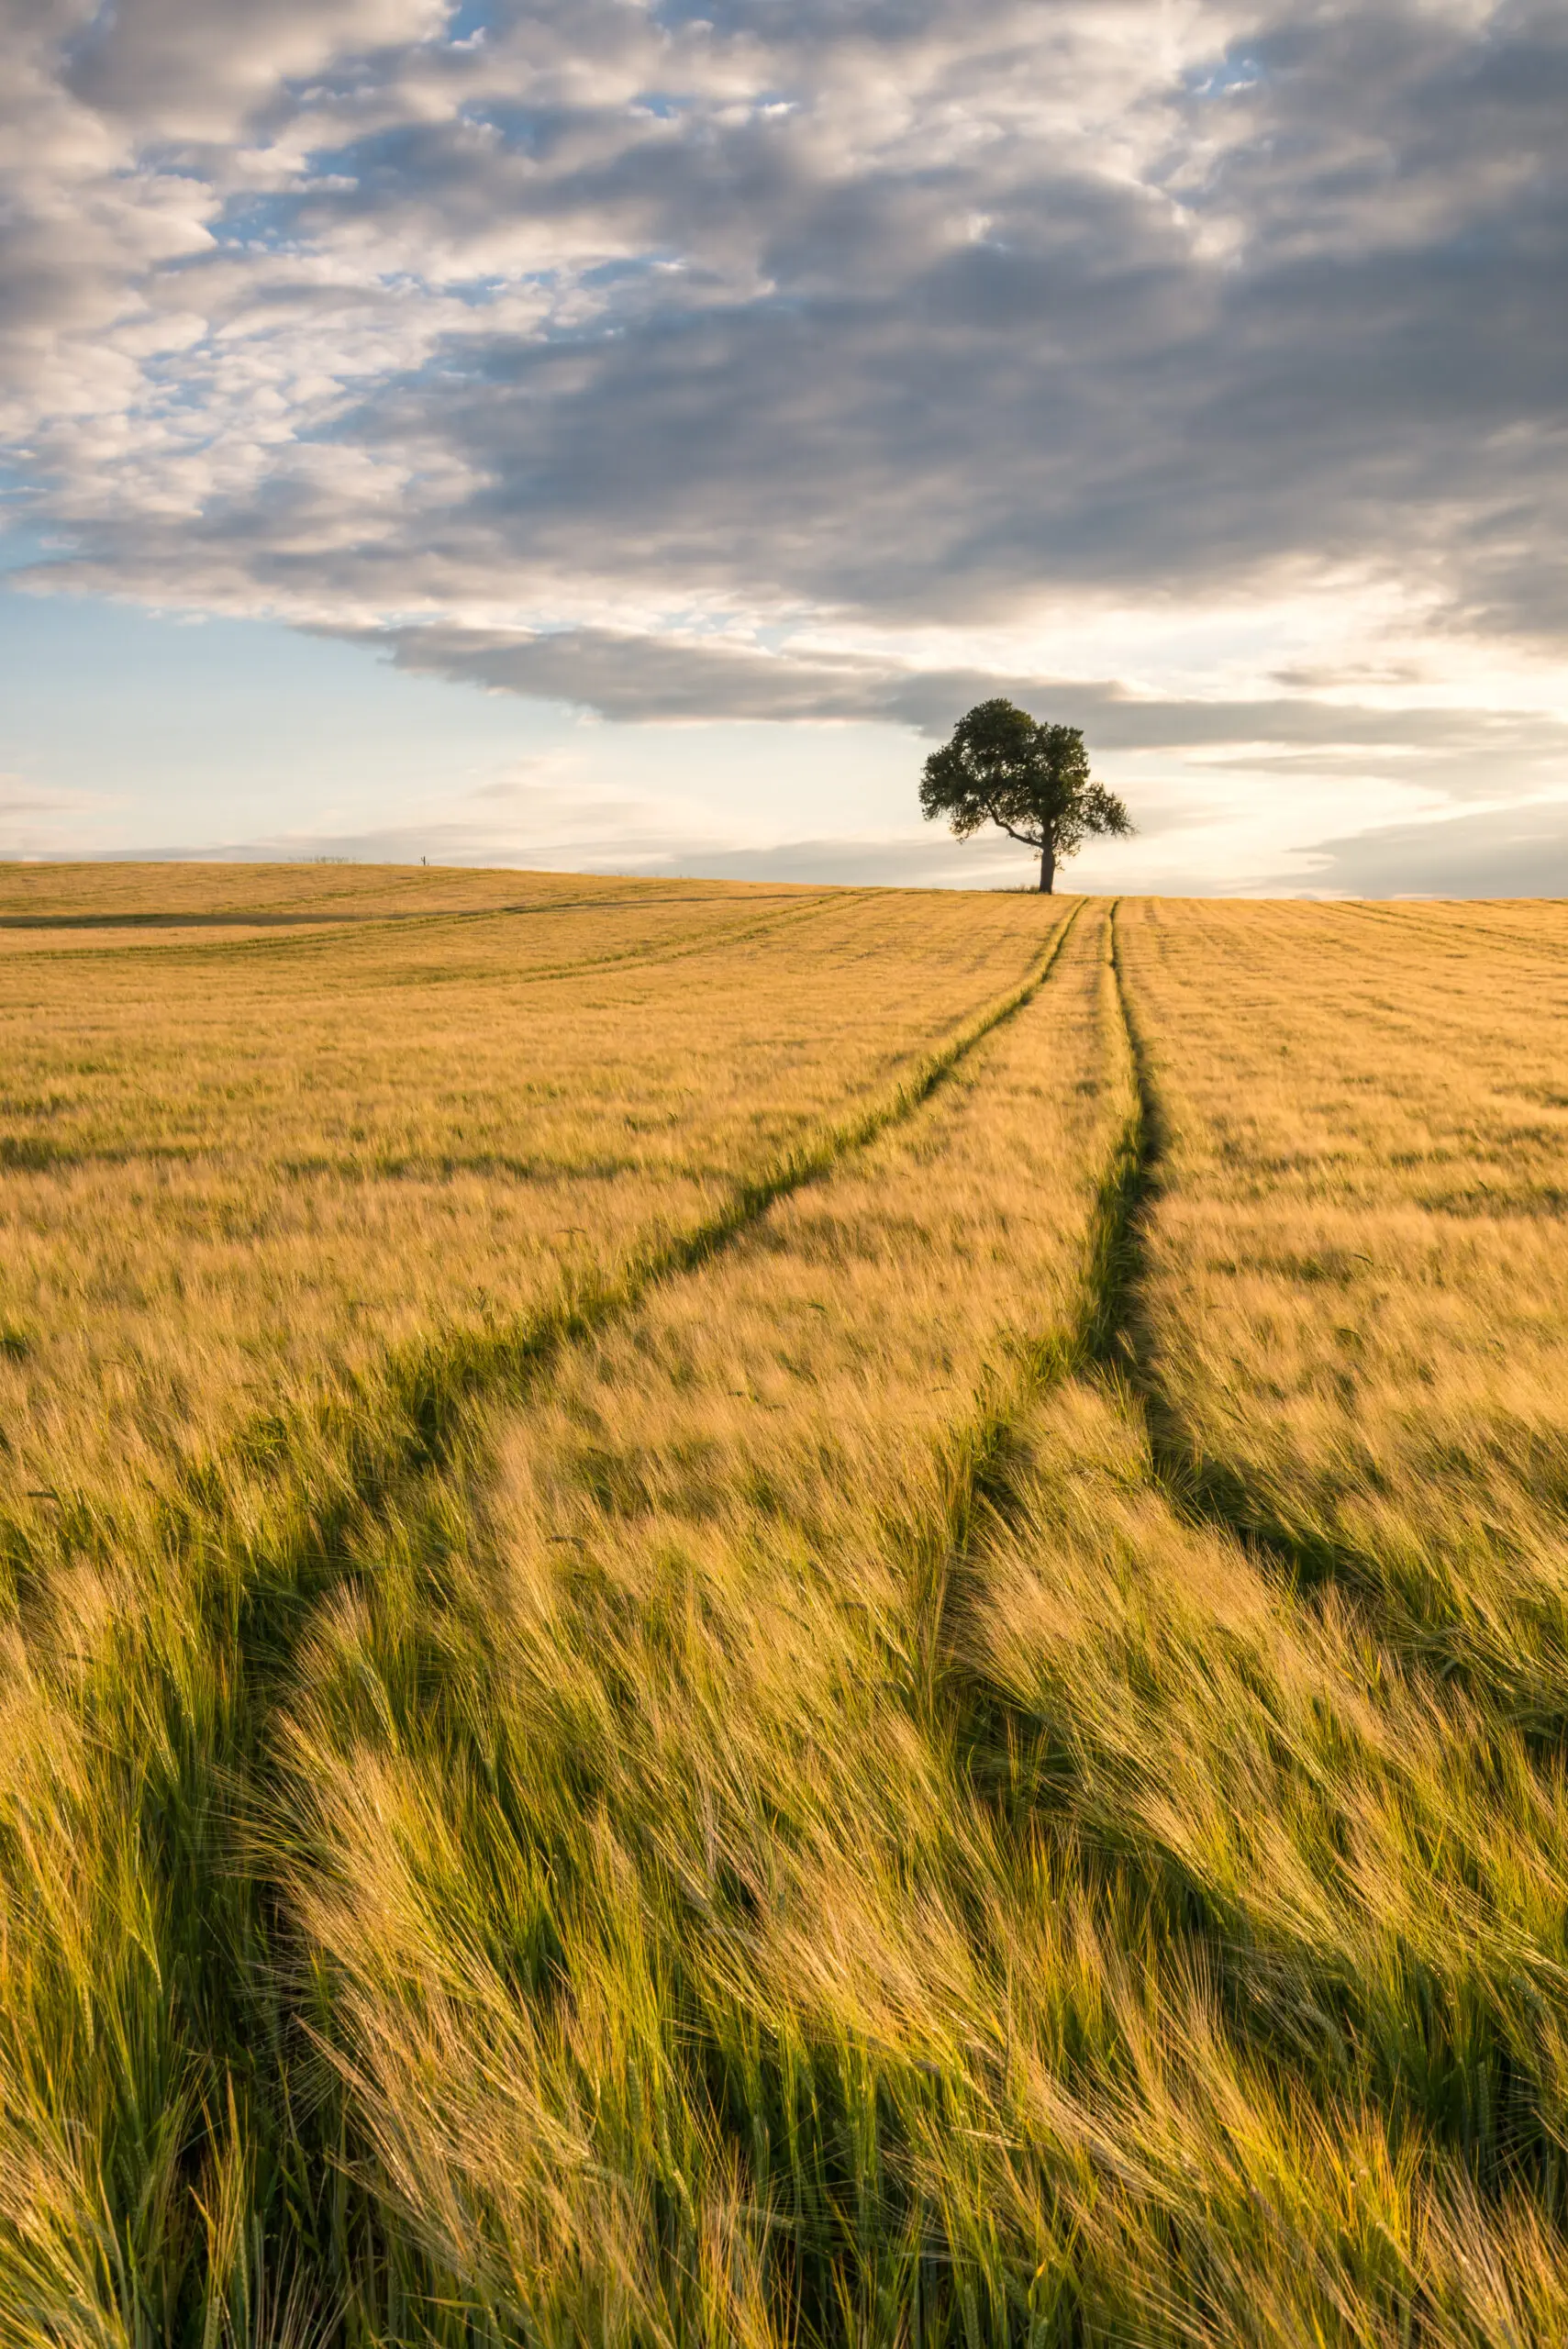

left=3, top=868, right=1568, bottom=2348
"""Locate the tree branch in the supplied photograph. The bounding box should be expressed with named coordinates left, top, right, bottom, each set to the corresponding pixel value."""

left=990, top=816, right=1046, bottom=850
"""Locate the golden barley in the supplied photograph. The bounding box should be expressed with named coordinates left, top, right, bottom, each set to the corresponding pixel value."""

left=4, top=874, right=1568, bottom=2346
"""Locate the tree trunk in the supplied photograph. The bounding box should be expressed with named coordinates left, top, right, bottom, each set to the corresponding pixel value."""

left=1039, top=839, right=1055, bottom=894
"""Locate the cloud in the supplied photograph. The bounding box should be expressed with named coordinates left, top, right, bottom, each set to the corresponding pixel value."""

left=2, top=0, right=1566, bottom=874
left=362, top=619, right=1568, bottom=796
left=0, top=769, right=118, bottom=854
left=63, top=0, right=450, bottom=141
left=1295, top=796, right=1568, bottom=899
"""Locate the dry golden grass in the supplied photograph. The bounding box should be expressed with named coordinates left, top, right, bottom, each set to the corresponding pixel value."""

left=5, top=874, right=1568, bottom=2347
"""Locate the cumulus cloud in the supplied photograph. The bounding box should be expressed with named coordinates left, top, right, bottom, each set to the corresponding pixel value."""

left=3, top=0, right=1566, bottom=863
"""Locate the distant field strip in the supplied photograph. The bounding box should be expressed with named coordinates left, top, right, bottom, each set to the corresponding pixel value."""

left=5, top=876, right=1568, bottom=2347
left=0, top=878, right=843, bottom=970
left=1340, top=895, right=1568, bottom=965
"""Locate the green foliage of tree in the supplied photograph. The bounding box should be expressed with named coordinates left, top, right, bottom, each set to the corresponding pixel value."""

left=920, top=698, right=1134, bottom=893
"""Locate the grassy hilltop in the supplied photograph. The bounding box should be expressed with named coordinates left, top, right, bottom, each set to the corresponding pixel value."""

left=3, top=867, right=1568, bottom=2346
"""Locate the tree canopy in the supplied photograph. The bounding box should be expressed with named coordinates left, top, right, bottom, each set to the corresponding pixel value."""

left=919, top=699, right=1133, bottom=893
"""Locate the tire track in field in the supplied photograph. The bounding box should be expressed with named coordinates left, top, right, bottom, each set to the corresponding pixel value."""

left=1097, top=900, right=1329, bottom=1569
left=923, top=919, right=1568, bottom=2249
left=309, top=899, right=1085, bottom=1485
left=61, top=904, right=1089, bottom=2332
left=915, top=898, right=1285, bottom=1749
left=898, top=902, right=1139, bottom=1724
left=6, top=904, right=1079, bottom=1583
left=1097, top=907, right=1555, bottom=1676
left=218, top=902, right=1089, bottom=1733
left=237, top=898, right=1111, bottom=2332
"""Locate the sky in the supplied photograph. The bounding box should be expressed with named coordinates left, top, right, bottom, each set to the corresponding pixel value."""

left=2, top=0, right=1565, bottom=892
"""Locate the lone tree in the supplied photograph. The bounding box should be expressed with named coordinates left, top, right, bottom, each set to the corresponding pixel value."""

left=920, top=699, right=1133, bottom=894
